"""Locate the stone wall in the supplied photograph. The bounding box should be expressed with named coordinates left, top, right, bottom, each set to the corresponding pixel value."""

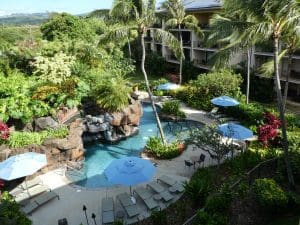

left=0, top=119, right=85, bottom=176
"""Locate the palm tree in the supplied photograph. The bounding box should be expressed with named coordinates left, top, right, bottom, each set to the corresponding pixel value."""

left=109, top=0, right=138, bottom=58
left=282, top=28, right=300, bottom=112
left=244, top=0, right=298, bottom=187
left=100, top=0, right=182, bottom=144
left=212, top=0, right=298, bottom=187
left=163, top=0, right=203, bottom=85
left=208, top=0, right=263, bottom=104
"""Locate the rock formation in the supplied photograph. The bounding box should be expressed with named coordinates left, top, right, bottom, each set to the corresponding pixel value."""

left=0, top=119, right=85, bottom=175
left=82, top=100, right=143, bottom=143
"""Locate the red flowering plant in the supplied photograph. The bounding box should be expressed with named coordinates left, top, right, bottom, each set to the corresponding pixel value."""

left=0, top=121, right=10, bottom=142
left=167, top=73, right=179, bottom=84
left=257, top=112, right=282, bottom=147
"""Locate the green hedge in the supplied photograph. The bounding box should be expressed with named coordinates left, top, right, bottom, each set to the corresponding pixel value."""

left=176, top=69, right=243, bottom=111
left=253, top=178, right=288, bottom=212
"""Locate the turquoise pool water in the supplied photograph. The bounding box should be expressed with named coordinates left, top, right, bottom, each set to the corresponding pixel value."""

left=69, top=104, right=202, bottom=188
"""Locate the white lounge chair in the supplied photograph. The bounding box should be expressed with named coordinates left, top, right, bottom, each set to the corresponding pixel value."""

left=117, top=192, right=140, bottom=218
left=102, top=197, right=115, bottom=224
left=157, top=175, right=185, bottom=193
left=134, top=187, right=159, bottom=210
left=22, top=191, right=59, bottom=215
left=147, top=181, right=173, bottom=202
left=15, top=184, right=49, bottom=205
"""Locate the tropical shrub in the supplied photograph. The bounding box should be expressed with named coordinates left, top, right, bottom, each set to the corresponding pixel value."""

left=205, top=185, right=233, bottom=214
left=32, top=78, right=90, bottom=109
left=145, top=137, right=182, bottom=159
left=225, top=149, right=265, bottom=175
left=33, top=52, right=75, bottom=84
left=257, top=112, right=281, bottom=147
left=182, top=60, right=202, bottom=83
left=221, top=102, right=266, bottom=128
left=287, top=129, right=300, bottom=152
left=40, top=13, right=97, bottom=41
left=145, top=52, right=168, bottom=76
left=184, top=168, right=214, bottom=206
left=253, top=178, right=288, bottom=212
left=0, top=191, right=32, bottom=225
left=278, top=151, right=300, bottom=182
left=150, top=209, right=167, bottom=225
left=189, top=126, right=235, bottom=167
left=0, top=73, right=50, bottom=123
left=7, top=127, right=68, bottom=148
left=196, top=210, right=228, bottom=225
left=176, top=69, right=243, bottom=110
left=160, top=100, right=186, bottom=118
left=93, top=74, right=131, bottom=112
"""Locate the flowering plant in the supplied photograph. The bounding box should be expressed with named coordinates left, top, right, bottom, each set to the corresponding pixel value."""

left=167, top=73, right=179, bottom=84
left=0, top=121, right=10, bottom=141
left=257, top=112, right=281, bottom=147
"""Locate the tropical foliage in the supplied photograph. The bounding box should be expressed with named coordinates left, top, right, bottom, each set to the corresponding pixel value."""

left=176, top=69, right=243, bottom=110
left=0, top=191, right=32, bottom=225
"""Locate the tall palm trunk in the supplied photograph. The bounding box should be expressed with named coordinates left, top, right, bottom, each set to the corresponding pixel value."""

left=283, top=53, right=292, bottom=112
left=246, top=48, right=252, bottom=104
left=127, top=37, right=132, bottom=58
left=274, top=36, right=295, bottom=188
left=140, top=31, right=167, bottom=144
left=178, top=24, right=183, bottom=85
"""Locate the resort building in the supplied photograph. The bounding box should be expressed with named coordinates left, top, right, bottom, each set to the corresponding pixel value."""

left=146, top=0, right=300, bottom=100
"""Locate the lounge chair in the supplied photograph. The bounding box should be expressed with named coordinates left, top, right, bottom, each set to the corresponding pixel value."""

left=147, top=181, right=173, bottom=202
left=157, top=175, right=184, bottom=193
left=9, top=177, right=43, bottom=196
left=102, top=197, right=115, bottom=224
left=15, top=184, right=49, bottom=204
left=22, top=191, right=59, bottom=215
left=117, top=192, right=140, bottom=218
left=20, top=177, right=43, bottom=189
left=134, top=187, right=158, bottom=210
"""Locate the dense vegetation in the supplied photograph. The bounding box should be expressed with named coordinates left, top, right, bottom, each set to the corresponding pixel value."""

left=0, top=0, right=299, bottom=224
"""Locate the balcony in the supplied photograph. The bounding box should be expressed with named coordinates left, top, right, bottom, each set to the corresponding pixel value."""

left=194, top=59, right=210, bottom=70
left=166, top=54, right=179, bottom=64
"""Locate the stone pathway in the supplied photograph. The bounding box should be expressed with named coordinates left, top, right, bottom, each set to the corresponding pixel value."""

left=29, top=93, right=218, bottom=225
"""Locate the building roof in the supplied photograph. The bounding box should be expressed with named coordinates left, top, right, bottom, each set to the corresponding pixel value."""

left=157, top=0, right=222, bottom=12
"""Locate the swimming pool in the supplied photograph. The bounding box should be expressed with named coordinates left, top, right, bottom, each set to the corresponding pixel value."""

left=67, top=103, right=202, bottom=188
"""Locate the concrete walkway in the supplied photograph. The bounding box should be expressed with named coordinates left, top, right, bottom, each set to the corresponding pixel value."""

left=29, top=94, right=217, bottom=225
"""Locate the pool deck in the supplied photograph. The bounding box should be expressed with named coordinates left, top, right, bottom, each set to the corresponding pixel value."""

left=29, top=93, right=218, bottom=225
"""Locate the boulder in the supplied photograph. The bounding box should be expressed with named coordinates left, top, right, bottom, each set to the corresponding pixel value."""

left=34, top=116, right=58, bottom=131
left=111, top=101, right=142, bottom=126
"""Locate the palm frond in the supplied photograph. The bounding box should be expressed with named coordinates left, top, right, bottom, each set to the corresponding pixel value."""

left=98, top=24, right=137, bottom=45
left=259, top=50, right=288, bottom=77
left=165, top=18, right=179, bottom=29
left=184, top=22, right=203, bottom=39
left=151, top=28, right=183, bottom=59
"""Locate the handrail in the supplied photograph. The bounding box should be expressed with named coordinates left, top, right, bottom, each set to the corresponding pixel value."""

left=182, top=157, right=278, bottom=225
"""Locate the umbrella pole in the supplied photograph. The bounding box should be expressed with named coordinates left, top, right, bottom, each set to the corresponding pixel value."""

left=130, top=186, right=132, bottom=196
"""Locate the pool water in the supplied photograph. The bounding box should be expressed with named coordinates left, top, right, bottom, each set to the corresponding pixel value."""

left=68, top=104, right=202, bottom=188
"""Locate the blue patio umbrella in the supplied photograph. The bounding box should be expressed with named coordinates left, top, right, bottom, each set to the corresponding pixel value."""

left=104, top=156, right=156, bottom=194
left=211, top=96, right=240, bottom=107
left=157, top=82, right=180, bottom=90
left=0, top=152, right=47, bottom=181
left=218, top=123, right=254, bottom=140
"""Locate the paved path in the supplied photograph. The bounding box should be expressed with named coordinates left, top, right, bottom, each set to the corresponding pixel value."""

left=30, top=93, right=217, bottom=225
